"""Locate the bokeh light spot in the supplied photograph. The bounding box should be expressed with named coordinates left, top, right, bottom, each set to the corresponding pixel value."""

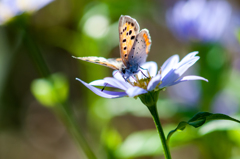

left=83, top=15, right=109, bottom=39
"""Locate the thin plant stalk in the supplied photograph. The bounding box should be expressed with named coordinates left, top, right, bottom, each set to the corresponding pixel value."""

left=148, top=105, right=172, bottom=159
left=23, top=28, right=97, bottom=159
left=53, top=102, right=97, bottom=159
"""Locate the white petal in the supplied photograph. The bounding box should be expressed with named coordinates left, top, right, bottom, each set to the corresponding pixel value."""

left=140, top=61, right=158, bottom=77
left=104, top=77, right=132, bottom=90
left=126, top=87, right=148, bottom=97
left=160, top=52, right=200, bottom=88
left=76, top=78, right=127, bottom=98
left=89, top=79, right=119, bottom=88
left=160, top=75, right=208, bottom=89
left=161, top=55, right=179, bottom=78
left=137, top=61, right=158, bottom=79
left=113, top=70, right=125, bottom=82
left=147, top=74, right=161, bottom=91
left=159, top=69, right=178, bottom=89
left=89, top=80, right=107, bottom=86
left=175, top=56, right=199, bottom=76
left=171, top=75, right=208, bottom=86
left=112, top=70, right=136, bottom=83
left=159, top=56, right=200, bottom=89
left=175, top=51, right=199, bottom=69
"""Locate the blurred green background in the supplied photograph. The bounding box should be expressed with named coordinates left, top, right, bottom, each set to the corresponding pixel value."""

left=1, top=0, right=240, bottom=159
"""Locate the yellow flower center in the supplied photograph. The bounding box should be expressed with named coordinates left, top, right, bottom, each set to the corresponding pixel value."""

left=128, top=71, right=162, bottom=91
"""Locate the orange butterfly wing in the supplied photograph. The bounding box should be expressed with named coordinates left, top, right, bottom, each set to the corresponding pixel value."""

left=128, top=29, right=152, bottom=67
left=73, top=15, right=151, bottom=76
left=118, top=15, right=140, bottom=66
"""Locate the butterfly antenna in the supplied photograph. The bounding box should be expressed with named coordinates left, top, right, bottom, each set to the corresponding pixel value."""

left=122, top=75, right=128, bottom=82
left=139, top=66, right=148, bottom=70
left=101, top=83, right=108, bottom=92
left=131, top=76, right=137, bottom=82
left=113, top=71, right=120, bottom=76
left=139, top=66, right=149, bottom=78
left=140, top=70, right=148, bottom=78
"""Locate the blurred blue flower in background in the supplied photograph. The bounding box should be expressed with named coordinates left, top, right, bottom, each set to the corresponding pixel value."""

left=166, top=0, right=232, bottom=43
left=0, top=0, right=53, bottom=24
left=168, top=69, right=201, bottom=108
left=76, top=52, right=207, bottom=98
left=212, top=90, right=239, bottom=115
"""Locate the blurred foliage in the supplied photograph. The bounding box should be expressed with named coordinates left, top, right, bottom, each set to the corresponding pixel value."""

left=237, top=29, right=240, bottom=44
left=31, top=73, right=69, bottom=107
left=167, top=112, right=240, bottom=143
left=115, top=130, right=163, bottom=158
left=0, top=0, right=240, bottom=159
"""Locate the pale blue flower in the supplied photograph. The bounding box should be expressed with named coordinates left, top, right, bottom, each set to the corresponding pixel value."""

left=166, top=0, right=232, bottom=42
left=212, top=90, right=239, bottom=115
left=0, top=0, right=53, bottom=24
left=76, top=52, right=208, bottom=98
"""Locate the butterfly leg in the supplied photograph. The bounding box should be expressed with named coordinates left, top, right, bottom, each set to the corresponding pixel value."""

left=131, top=76, right=137, bottom=82
left=140, top=66, right=153, bottom=78
left=138, top=66, right=149, bottom=78
left=113, top=71, right=120, bottom=76
left=101, top=83, right=108, bottom=92
left=139, top=66, right=148, bottom=70
left=140, top=70, right=148, bottom=78
left=121, top=75, right=128, bottom=82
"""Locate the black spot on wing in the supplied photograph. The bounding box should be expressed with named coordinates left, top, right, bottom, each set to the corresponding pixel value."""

left=123, top=39, right=126, bottom=42
left=124, top=47, right=127, bottom=50
left=131, top=36, right=135, bottom=40
left=129, top=30, right=132, bottom=35
left=125, top=54, right=127, bottom=57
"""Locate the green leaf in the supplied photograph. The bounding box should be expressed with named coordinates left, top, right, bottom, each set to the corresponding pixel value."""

left=114, top=130, right=163, bottom=158
left=31, top=73, right=69, bottom=107
left=167, top=112, right=240, bottom=144
left=199, top=119, right=240, bottom=136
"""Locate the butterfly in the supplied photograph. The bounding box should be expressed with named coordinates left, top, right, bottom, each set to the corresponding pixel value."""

left=73, top=15, right=151, bottom=80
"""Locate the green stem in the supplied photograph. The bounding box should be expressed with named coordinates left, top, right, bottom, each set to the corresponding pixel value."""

left=148, top=105, right=172, bottom=159
left=23, top=28, right=97, bottom=159
left=24, top=30, right=51, bottom=78
left=54, top=103, right=97, bottom=159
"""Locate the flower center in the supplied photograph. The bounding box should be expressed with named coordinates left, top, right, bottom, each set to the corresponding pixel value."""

left=128, top=71, right=162, bottom=90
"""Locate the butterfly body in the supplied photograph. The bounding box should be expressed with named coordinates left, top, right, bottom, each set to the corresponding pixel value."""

left=74, top=15, right=151, bottom=80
